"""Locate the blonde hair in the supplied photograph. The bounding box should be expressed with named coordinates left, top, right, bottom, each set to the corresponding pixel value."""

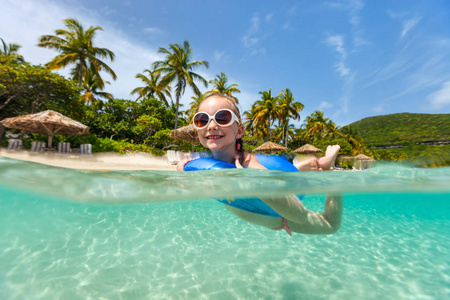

left=201, top=93, right=241, bottom=123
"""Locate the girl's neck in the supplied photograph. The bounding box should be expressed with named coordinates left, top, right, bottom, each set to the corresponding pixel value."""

left=212, top=149, right=236, bottom=164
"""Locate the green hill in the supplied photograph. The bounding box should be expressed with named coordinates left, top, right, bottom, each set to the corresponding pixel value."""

left=348, top=113, right=450, bottom=146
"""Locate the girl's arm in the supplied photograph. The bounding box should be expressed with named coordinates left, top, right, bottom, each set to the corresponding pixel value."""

left=235, top=152, right=267, bottom=169
left=176, top=157, right=192, bottom=172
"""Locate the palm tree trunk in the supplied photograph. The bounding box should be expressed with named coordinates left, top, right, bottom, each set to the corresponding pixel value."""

left=284, top=120, right=289, bottom=148
left=174, top=81, right=182, bottom=129
left=174, top=97, right=180, bottom=129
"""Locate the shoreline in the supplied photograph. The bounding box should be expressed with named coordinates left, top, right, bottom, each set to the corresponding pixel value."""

left=0, top=149, right=177, bottom=171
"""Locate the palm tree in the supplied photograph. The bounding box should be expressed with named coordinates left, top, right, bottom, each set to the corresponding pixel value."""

left=0, top=38, right=24, bottom=63
left=340, top=125, right=364, bottom=155
left=185, top=92, right=207, bottom=123
left=325, top=120, right=340, bottom=139
left=243, top=104, right=257, bottom=136
left=303, top=110, right=342, bottom=143
left=207, top=72, right=240, bottom=102
left=153, top=41, right=209, bottom=129
left=38, top=18, right=116, bottom=88
left=304, top=110, right=331, bottom=139
left=277, top=88, right=304, bottom=147
left=131, top=67, right=171, bottom=106
left=81, top=69, right=113, bottom=105
left=253, top=89, right=279, bottom=141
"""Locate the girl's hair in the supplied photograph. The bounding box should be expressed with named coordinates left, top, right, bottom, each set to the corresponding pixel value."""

left=202, top=93, right=242, bottom=123
left=201, top=93, right=245, bottom=161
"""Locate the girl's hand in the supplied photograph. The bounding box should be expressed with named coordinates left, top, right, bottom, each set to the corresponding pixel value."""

left=176, top=157, right=192, bottom=172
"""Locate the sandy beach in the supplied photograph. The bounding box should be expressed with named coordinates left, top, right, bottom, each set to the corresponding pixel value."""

left=0, top=149, right=177, bottom=171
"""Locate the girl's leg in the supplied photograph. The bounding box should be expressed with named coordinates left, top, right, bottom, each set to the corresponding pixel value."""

left=294, top=157, right=322, bottom=171
left=293, top=145, right=341, bottom=171
left=289, top=194, right=343, bottom=235
left=259, top=194, right=308, bottom=224
left=224, top=194, right=343, bottom=235
left=224, top=205, right=282, bottom=228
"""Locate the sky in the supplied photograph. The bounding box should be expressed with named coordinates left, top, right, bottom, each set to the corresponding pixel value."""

left=1, top=0, right=450, bottom=126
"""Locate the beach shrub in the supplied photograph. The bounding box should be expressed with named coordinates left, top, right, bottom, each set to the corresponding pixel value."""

left=371, top=144, right=450, bottom=167
left=151, top=129, right=173, bottom=149
left=82, top=98, right=175, bottom=144
left=92, top=137, right=165, bottom=156
left=0, top=55, right=83, bottom=120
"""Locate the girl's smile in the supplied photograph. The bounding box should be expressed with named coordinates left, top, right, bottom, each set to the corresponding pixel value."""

left=205, top=134, right=224, bottom=140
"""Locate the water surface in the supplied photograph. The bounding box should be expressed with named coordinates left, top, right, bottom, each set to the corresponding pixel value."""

left=0, top=158, right=449, bottom=299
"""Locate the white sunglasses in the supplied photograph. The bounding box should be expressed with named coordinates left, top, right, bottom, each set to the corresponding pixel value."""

left=193, top=109, right=240, bottom=129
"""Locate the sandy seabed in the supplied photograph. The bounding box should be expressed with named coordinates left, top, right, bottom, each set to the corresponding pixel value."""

left=0, top=149, right=177, bottom=171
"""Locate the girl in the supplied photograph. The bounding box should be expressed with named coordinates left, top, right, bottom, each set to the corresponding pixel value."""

left=177, top=94, right=343, bottom=236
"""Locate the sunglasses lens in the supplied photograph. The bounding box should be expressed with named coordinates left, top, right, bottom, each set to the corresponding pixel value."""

left=215, top=110, right=233, bottom=125
left=194, top=113, right=209, bottom=128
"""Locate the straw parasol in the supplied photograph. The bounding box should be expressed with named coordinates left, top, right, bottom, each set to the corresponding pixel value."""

left=253, top=141, right=287, bottom=153
left=170, top=124, right=199, bottom=152
left=292, top=144, right=323, bottom=155
left=354, top=154, right=375, bottom=160
left=354, top=153, right=375, bottom=170
left=1, top=110, right=89, bottom=147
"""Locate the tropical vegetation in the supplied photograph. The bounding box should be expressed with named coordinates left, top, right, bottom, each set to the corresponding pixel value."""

left=0, top=38, right=24, bottom=63
left=152, top=41, right=209, bottom=129
left=37, top=18, right=117, bottom=101
left=1, top=18, right=448, bottom=167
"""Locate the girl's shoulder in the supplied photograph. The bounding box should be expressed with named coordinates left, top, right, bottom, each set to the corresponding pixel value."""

left=243, top=152, right=267, bottom=170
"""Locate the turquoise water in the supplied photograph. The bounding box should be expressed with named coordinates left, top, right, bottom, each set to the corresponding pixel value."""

left=0, top=158, right=449, bottom=299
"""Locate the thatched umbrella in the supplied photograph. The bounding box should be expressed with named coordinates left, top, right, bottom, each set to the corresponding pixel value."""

left=253, top=141, right=287, bottom=153
left=170, top=124, right=199, bottom=152
left=1, top=110, right=89, bottom=147
left=354, top=154, right=374, bottom=160
left=354, top=153, right=375, bottom=170
left=292, top=144, right=323, bottom=155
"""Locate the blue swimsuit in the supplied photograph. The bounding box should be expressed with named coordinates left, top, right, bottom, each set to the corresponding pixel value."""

left=184, top=154, right=301, bottom=217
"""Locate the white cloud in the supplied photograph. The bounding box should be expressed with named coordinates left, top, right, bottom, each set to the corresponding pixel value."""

left=325, top=34, right=354, bottom=115
left=372, top=104, right=385, bottom=113
left=250, top=16, right=260, bottom=31
left=427, top=81, right=450, bottom=109
left=242, top=37, right=259, bottom=48
left=287, top=5, right=297, bottom=16
left=318, top=101, right=333, bottom=109
left=251, top=48, right=266, bottom=56
left=387, top=9, right=407, bottom=19
left=401, top=16, right=422, bottom=39
left=326, top=35, right=352, bottom=77
left=100, top=6, right=116, bottom=16
left=387, top=10, right=422, bottom=40
left=336, top=61, right=350, bottom=77
left=367, top=39, right=450, bottom=103
left=327, top=0, right=369, bottom=49
left=143, top=27, right=163, bottom=35
left=214, top=51, right=225, bottom=61
left=326, top=35, right=346, bottom=59
left=242, top=16, right=261, bottom=48
left=0, top=0, right=163, bottom=100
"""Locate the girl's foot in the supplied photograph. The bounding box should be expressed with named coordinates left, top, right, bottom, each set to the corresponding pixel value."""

left=318, top=145, right=340, bottom=170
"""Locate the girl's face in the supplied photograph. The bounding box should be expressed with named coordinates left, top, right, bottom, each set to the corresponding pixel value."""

left=196, top=96, right=244, bottom=153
